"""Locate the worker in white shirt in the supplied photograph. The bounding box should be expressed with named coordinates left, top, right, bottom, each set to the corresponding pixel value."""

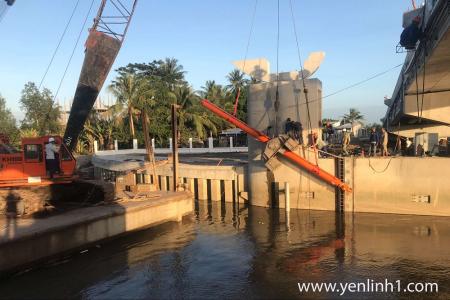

left=45, top=137, right=60, bottom=178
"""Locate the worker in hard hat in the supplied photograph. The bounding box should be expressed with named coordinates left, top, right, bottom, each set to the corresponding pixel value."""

left=45, top=137, right=60, bottom=178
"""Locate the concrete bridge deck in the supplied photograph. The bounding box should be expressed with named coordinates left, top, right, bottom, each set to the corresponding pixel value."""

left=384, top=0, right=450, bottom=137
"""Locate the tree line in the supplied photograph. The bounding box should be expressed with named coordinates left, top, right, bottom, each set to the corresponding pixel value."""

left=0, top=58, right=249, bottom=153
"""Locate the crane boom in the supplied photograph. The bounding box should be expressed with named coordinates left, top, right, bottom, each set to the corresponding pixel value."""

left=63, top=0, right=138, bottom=151
left=200, top=99, right=352, bottom=192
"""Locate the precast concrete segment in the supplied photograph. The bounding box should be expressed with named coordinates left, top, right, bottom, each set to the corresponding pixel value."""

left=201, top=99, right=351, bottom=192
left=63, top=31, right=121, bottom=151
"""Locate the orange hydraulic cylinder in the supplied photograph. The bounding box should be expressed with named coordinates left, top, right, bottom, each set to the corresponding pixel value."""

left=201, top=99, right=352, bottom=192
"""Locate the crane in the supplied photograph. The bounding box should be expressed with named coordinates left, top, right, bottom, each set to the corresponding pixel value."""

left=0, top=0, right=138, bottom=187
left=64, top=0, right=138, bottom=152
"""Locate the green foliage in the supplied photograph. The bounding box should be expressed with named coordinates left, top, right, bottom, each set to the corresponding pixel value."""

left=20, top=82, right=62, bottom=135
left=77, top=58, right=250, bottom=153
left=0, top=94, right=19, bottom=145
left=342, top=108, right=364, bottom=124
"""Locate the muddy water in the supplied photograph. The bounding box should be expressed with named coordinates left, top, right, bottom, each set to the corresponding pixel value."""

left=0, top=201, right=449, bottom=299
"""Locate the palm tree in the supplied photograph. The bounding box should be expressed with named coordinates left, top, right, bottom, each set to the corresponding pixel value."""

left=108, top=73, right=142, bottom=139
left=342, top=108, right=364, bottom=124
left=158, top=58, right=186, bottom=89
left=174, top=85, right=223, bottom=140
left=226, top=69, right=248, bottom=94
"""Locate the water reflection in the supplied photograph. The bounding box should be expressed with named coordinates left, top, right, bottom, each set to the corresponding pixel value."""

left=0, top=201, right=449, bottom=299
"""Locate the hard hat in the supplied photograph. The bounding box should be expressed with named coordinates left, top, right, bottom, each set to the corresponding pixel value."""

left=49, top=137, right=55, bottom=143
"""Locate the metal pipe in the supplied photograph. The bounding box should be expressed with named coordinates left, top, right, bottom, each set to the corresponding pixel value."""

left=201, top=99, right=352, bottom=192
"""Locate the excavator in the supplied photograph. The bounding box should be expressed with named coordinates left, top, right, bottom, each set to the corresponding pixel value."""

left=0, top=0, right=138, bottom=188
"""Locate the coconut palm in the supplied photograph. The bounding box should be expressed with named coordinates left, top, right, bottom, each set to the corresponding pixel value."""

left=342, top=108, right=364, bottom=124
left=108, top=73, right=142, bottom=139
left=226, top=69, right=248, bottom=94
left=157, top=58, right=186, bottom=89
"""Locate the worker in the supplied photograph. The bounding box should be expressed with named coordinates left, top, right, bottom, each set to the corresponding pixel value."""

left=381, top=128, right=389, bottom=156
left=45, top=137, right=60, bottom=179
left=285, top=118, right=294, bottom=139
left=405, top=138, right=413, bottom=156
left=325, top=122, right=334, bottom=144
left=400, top=15, right=424, bottom=50
left=369, top=128, right=379, bottom=156
left=342, top=129, right=350, bottom=156
left=293, top=121, right=303, bottom=144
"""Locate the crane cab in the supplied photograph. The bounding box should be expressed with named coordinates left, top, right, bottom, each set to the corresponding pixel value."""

left=0, top=136, right=76, bottom=188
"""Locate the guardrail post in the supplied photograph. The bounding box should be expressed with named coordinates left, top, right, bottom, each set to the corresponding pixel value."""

left=114, top=140, right=118, bottom=151
left=94, top=140, right=98, bottom=153
left=208, top=137, right=213, bottom=150
left=229, top=137, right=233, bottom=150
left=169, top=138, right=173, bottom=150
left=189, top=138, right=193, bottom=152
left=133, top=139, right=138, bottom=150
left=151, top=138, right=155, bottom=150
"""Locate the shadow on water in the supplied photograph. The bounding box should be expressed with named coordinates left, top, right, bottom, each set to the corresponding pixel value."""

left=0, top=200, right=449, bottom=299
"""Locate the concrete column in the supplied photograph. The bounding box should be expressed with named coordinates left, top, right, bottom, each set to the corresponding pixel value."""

left=189, top=138, right=193, bottom=152
left=208, top=137, right=213, bottom=150
left=197, top=179, right=208, bottom=200
left=210, top=179, right=221, bottom=201
left=224, top=180, right=234, bottom=202
left=285, top=182, right=290, bottom=212
left=285, top=182, right=290, bottom=231
left=133, top=139, right=138, bottom=150
left=169, top=138, right=173, bottom=150
left=151, top=138, right=155, bottom=150
left=187, top=178, right=195, bottom=193
left=160, top=176, right=168, bottom=191
left=229, top=137, right=233, bottom=149
left=114, top=140, right=118, bottom=151
left=168, top=176, right=174, bottom=191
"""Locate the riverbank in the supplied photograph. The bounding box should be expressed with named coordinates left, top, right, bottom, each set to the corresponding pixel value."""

left=0, top=191, right=193, bottom=275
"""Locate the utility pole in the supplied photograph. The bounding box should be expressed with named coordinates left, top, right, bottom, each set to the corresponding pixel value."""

left=171, top=104, right=179, bottom=191
left=142, top=108, right=158, bottom=190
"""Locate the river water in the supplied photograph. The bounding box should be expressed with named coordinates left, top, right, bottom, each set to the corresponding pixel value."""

left=0, top=201, right=449, bottom=299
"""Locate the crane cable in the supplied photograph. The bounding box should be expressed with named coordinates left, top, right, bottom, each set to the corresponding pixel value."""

left=288, top=0, right=312, bottom=137
left=52, top=0, right=96, bottom=103
left=233, top=0, right=258, bottom=117
left=288, top=0, right=318, bottom=166
left=39, top=0, right=82, bottom=90
left=274, top=0, right=280, bottom=136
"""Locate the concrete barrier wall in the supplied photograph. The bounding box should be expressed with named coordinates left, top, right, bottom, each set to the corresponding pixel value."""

left=252, top=156, right=450, bottom=216
left=0, top=192, right=193, bottom=274
left=249, top=152, right=336, bottom=211
left=348, top=157, right=450, bottom=216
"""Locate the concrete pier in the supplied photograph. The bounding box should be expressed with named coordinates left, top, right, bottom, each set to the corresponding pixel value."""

left=0, top=191, right=193, bottom=275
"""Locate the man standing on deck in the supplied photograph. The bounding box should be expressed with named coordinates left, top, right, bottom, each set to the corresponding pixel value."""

left=381, top=128, right=389, bottom=156
left=45, top=137, right=60, bottom=179
left=342, top=129, right=350, bottom=156
left=369, top=128, right=379, bottom=156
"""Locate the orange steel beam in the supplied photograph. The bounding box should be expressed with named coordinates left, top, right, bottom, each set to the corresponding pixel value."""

left=201, top=99, right=352, bottom=192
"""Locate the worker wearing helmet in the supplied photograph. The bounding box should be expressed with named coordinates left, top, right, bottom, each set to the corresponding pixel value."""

left=45, top=137, right=60, bottom=178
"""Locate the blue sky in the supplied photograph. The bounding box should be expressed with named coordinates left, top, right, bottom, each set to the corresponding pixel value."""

left=0, top=0, right=410, bottom=123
